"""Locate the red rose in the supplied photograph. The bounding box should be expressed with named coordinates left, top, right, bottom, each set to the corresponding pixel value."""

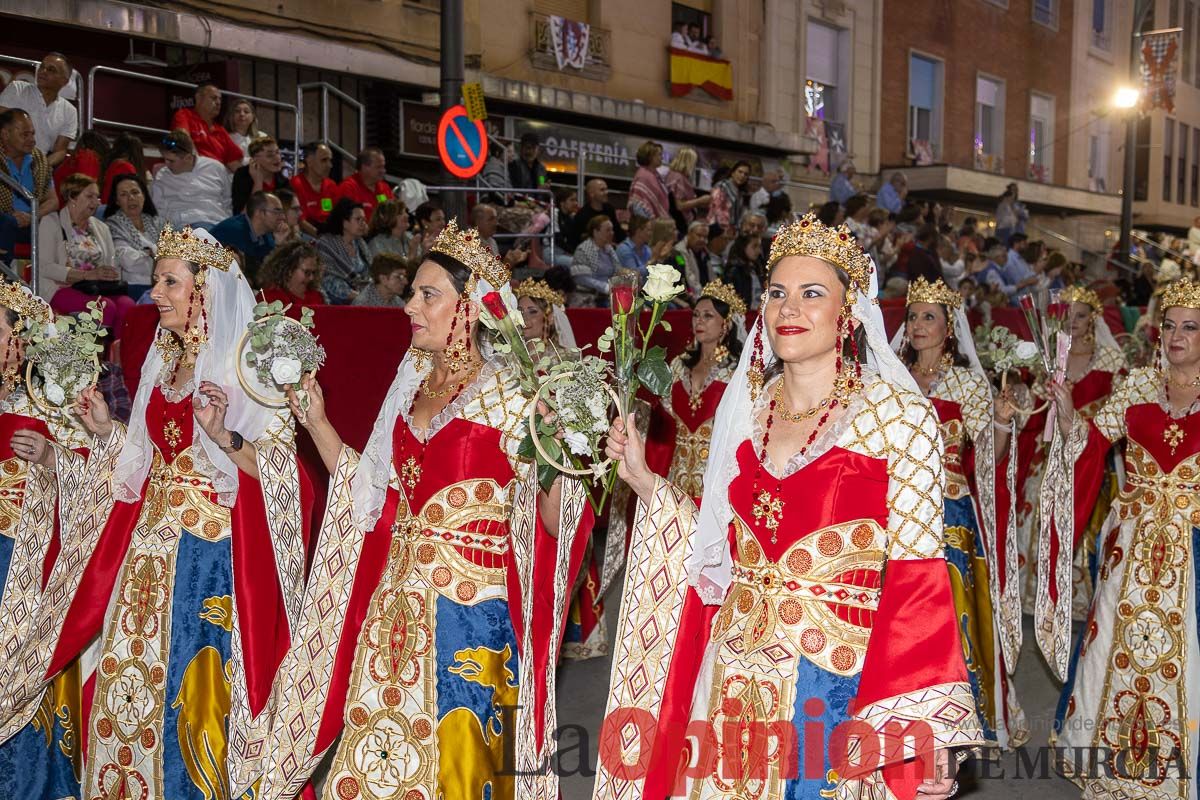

left=1018, top=294, right=1035, bottom=313
left=1048, top=302, right=1069, bottom=319
left=481, top=291, right=508, bottom=320
left=611, top=286, right=635, bottom=315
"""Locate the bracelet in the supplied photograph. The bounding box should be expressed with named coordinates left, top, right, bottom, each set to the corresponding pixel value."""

left=219, top=430, right=244, bottom=454
left=993, top=418, right=1013, bottom=431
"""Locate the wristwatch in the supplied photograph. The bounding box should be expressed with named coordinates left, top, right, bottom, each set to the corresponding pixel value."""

left=220, top=430, right=244, bottom=454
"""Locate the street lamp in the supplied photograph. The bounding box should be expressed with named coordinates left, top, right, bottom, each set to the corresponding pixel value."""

left=1115, top=86, right=1141, bottom=272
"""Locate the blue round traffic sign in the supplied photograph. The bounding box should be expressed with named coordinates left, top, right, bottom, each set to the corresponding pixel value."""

left=437, top=105, right=489, bottom=179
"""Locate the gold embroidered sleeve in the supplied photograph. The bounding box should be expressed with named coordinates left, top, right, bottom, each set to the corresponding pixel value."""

left=955, top=368, right=993, bottom=443
left=885, top=392, right=945, bottom=561
left=1091, top=366, right=1157, bottom=443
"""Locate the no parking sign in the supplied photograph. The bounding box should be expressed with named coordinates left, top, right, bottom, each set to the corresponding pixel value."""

left=437, top=104, right=489, bottom=179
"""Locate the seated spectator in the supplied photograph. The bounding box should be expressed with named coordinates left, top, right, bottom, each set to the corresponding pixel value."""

left=508, top=132, right=548, bottom=191
left=273, top=187, right=304, bottom=245
left=570, top=214, right=620, bottom=306
left=290, top=141, right=338, bottom=236
left=648, top=217, right=678, bottom=264
left=707, top=161, right=750, bottom=233
left=100, top=132, right=148, bottom=205
left=39, top=173, right=134, bottom=334
left=366, top=199, right=411, bottom=260
left=708, top=222, right=733, bottom=277
left=724, top=233, right=764, bottom=310
left=338, top=146, right=391, bottom=223
left=570, top=179, right=626, bottom=251
left=472, top=202, right=528, bottom=269
left=170, top=83, right=243, bottom=171
left=1002, top=232, right=1040, bottom=300
left=0, top=108, right=58, bottom=264
left=225, top=98, right=268, bottom=165
left=938, top=236, right=966, bottom=289
left=894, top=223, right=944, bottom=287
left=232, top=137, right=283, bottom=214
left=209, top=190, right=281, bottom=281
left=764, top=191, right=793, bottom=237
left=815, top=200, right=843, bottom=227
left=551, top=187, right=579, bottom=267
left=259, top=239, right=325, bottom=317
left=629, top=141, right=669, bottom=220
left=876, top=171, right=908, bottom=215
left=843, top=194, right=872, bottom=244
left=150, top=129, right=232, bottom=228
left=705, top=36, right=723, bottom=59
left=317, top=198, right=371, bottom=304
left=615, top=215, right=654, bottom=279
left=665, top=146, right=710, bottom=225
left=957, top=217, right=981, bottom=256
left=354, top=252, right=409, bottom=308
left=673, top=220, right=712, bottom=296
left=738, top=210, right=768, bottom=240
left=105, top=173, right=166, bottom=299
left=974, top=236, right=1019, bottom=301
left=750, top=169, right=784, bottom=215
left=829, top=161, right=856, bottom=206
left=0, top=52, right=76, bottom=168
left=53, top=130, right=107, bottom=205
left=409, top=202, right=447, bottom=264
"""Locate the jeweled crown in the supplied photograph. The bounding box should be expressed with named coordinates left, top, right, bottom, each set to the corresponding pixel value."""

left=1060, top=284, right=1102, bottom=313
left=155, top=223, right=233, bottom=272
left=0, top=281, right=51, bottom=326
left=906, top=276, right=961, bottom=310
left=700, top=279, right=747, bottom=316
left=767, top=214, right=872, bottom=298
left=430, top=220, right=510, bottom=290
left=514, top=278, right=564, bottom=308
left=1160, top=276, right=1200, bottom=311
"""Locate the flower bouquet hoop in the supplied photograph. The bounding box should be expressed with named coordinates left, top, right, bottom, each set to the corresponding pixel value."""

left=25, top=301, right=105, bottom=416
left=237, top=301, right=327, bottom=420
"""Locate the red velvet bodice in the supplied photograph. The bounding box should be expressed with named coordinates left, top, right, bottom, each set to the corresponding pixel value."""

left=1073, top=369, right=1116, bottom=418
left=668, top=377, right=727, bottom=433
left=1127, top=402, right=1200, bottom=474
left=147, top=387, right=195, bottom=465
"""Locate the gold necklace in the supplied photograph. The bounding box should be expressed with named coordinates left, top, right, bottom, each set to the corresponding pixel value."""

left=773, top=380, right=832, bottom=423
left=420, top=363, right=480, bottom=398
left=1167, top=370, right=1200, bottom=388
left=915, top=351, right=952, bottom=376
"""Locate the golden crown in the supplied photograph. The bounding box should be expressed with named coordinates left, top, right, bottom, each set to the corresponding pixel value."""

left=430, top=220, right=510, bottom=291
left=767, top=214, right=872, bottom=298
left=514, top=278, right=564, bottom=308
left=1060, top=284, right=1102, bottom=313
left=700, top=279, right=747, bottom=316
left=155, top=223, right=233, bottom=272
left=906, top=276, right=961, bottom=310
left=0, top=281, right=51, bottom=326
left=1160, top=276, right=1200, bottom=311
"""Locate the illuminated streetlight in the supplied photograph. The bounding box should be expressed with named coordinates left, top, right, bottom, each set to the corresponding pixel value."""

left=1114, top=87, right=1140, bottom=109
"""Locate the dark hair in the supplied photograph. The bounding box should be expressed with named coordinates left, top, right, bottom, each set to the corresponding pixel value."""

left=303, top=141, right=330, bottom=159
left=916, top=223, right=939, bottom=246
left=247, top=137, right=279, bottom=158
left=102, top=132, right=147, bottom=180
left=843, top=194, right=869, bottom=218
left=519, top=132, right=540, bottom=148
left=1024, top=240, right=1046, bottom=264
left=356, top=146, right=384, bottom=169
left=370, top=252, right=408, bottom=282
left=104, top=173, right=158, bottom=218
left=899, top=303, right=969, bottom=368
left=586, top=214, right=612, bottom=238
left=982, top=236, right=1001, bottom=251
left=1008, top=232, right=1028, bottom=246
left=765, top=192, right=793, bottom=224
left=275, top=187, right=297, bottom=208
left=726, top=234, right=760, bottom=267
left=0, top=108, right=30, bottom=130
left=161, top=128, right=195, bottom=156
left=553, top=187, right=575, bottom=210
left=194, top=81, right=221, bottom=95
left=76, top=130, right=110, bottom=160
left=258, top=240, right=318, bottom=291
left=816, top=201, right=841, bottom=227
left=322, top=197, right=364, bottom=236
left=732, top=160, right=752, bottom=174
left=414, top=201, right=443, bottom=229
left=683, top=295, right=744, bottom=368
left=896, top=203, right=923, bottom=225
left=627, top=215, right=650, bottom=237
left=245, top=190, right=276, bottom=217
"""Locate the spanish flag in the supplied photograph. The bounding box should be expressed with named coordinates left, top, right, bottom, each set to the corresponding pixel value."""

left=668, top=47, right=734, bottom=101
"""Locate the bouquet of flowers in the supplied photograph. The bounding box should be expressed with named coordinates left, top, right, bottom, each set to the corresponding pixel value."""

left=242, top=300, right=327, bottom=421
left=975, top=324, right=1041, bottom=383
left=474, top=281, right=613, bottom=509
left=1018, top=290, right=1072, bottom=440
left=25, top=301, right=106, bottom=411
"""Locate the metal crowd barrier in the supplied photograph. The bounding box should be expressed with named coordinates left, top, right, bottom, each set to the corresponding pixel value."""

left=297, top=82, right=365, bottom=172
left=0, top=170, right=37, bottom=290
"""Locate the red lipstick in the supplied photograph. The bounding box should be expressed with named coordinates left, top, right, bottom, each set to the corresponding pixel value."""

left=776, top=325, right=809, bottom=336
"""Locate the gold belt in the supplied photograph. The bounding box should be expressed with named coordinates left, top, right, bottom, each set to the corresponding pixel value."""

left=729, top=561, right=881, bottom=611
left=1126, top=472, right=1200, bottom=493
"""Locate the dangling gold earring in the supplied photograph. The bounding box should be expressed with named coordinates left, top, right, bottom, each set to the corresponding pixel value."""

left=0, top=335, right=19, bottom=390
left=747, top=315, right=766, bottom=401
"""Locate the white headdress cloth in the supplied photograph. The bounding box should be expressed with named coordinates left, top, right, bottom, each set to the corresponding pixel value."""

left=112, top=230, right=275, bottom=506
left=552, top=303, right=576, bottom=349
left=888, top=304, right=986, bottom=377
left=686, top=256, right=918, bottom=604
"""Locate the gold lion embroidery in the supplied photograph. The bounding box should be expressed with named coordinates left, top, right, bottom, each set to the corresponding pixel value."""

left=172, top=646, right=233, bottom=800
left=437, top=645, right=518, bottom=800
left=199, top=596, right=234, bottom=632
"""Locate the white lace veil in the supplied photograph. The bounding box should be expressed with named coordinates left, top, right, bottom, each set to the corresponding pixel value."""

left=888, top=303, right=985, bottom=376
left=551, top=303, right=576, bottom=349
left=1093, top=311, right=1123, bottom=363
left=685, top=250, right=918, bottom=603
left=113, top=230, right=275, bottom=506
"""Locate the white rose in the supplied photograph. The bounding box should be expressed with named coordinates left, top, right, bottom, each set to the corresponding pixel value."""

left=270, top=356, right=303, bottom=386
left=643, top=263, right=683, bottom=303
left=43, top=380, right=65, bottom=405
left=564, top=430, right=591, bottom=457
left=1014, top=341, right=1039, bottom=361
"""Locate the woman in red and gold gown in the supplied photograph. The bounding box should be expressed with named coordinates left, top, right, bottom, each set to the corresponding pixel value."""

left=892, top=276, right=1025, bottom=749
left=256, top=222, right=591, bottom=800
left=1015, top=286, right=1125, bottom=619
left=0, top=284, right=92, bottom=800
left=596, top=215, right=983, bottom=800
left=1047, top=278, right=1200, bottom=797
left=0, top=225, right=313, bottom=800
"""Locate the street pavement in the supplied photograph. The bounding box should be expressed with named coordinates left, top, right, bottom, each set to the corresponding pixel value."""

left=556, top=594, right=1081, bottom=799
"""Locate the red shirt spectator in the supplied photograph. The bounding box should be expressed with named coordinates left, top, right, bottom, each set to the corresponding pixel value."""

left=338, top=146, right=390, bottom=222
left=261, top=286, right=325, bottom=319
left=52, top=134, right=103, bottom=205
left=99, top=132, right=147, bottom=204
left=171, top=84, right=243, bottom=170
left=101, top=160, right=136, bottom=204
left=291, top=142, right=338, bottom=232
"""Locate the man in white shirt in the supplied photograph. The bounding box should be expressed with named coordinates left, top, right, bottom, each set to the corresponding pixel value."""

left=151, top=133, right=232, bottom=229
left=0, top=53, right=76, bottom=168
left=749, top=169, right=783, bottom=214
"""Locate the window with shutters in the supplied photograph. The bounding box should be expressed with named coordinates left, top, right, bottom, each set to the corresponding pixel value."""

left=908, top=52, right=943, bottom=158
left=974, top=74, right=1005, bottom=172
left=1029, top=93, right=1054, bottom=182
left=806, top=20, right=849, bottom=126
